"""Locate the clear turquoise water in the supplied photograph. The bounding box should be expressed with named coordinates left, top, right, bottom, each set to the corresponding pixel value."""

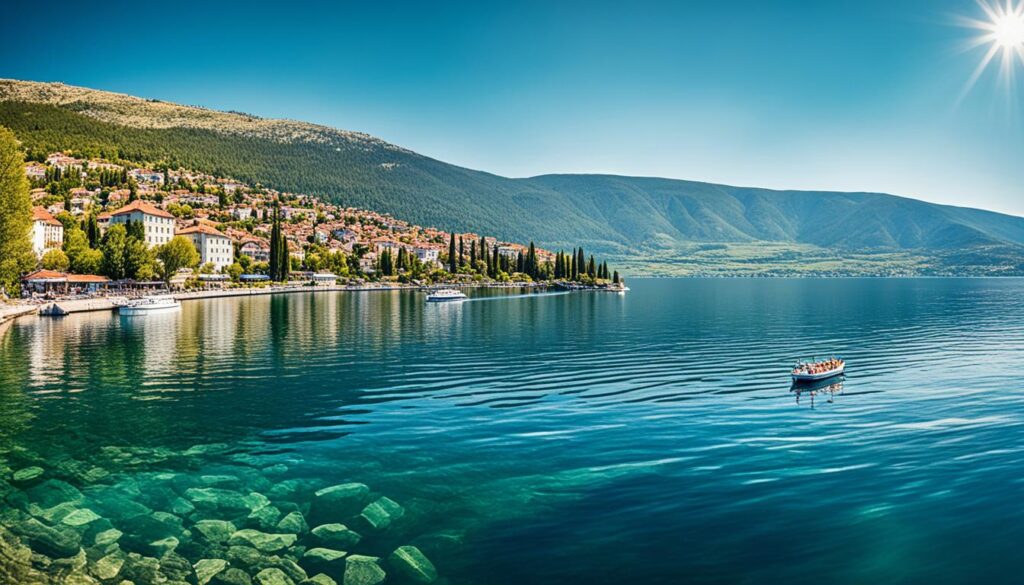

left=2, top=279, right=1023, bottom=583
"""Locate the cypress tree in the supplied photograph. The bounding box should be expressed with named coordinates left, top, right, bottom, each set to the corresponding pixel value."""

left=458, top=236, right=465, bottom=266
left=448, top=232, right=457, bottom=273
left=527, top=242, right=537, bottom=278
left=269, top=207, right=280, bottom=281
left=470, top=241, right=477, bottom=268
left=516, top=251, right=524, bottom=274
left=587, top=255, right=596, bottom=277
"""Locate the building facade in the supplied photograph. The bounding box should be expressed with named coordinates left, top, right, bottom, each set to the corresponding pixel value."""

left=178, top=224, right=234, bottom=271
left=108, top=200, right=176, bottom=247
left=31, top=207, right=64, bottom=258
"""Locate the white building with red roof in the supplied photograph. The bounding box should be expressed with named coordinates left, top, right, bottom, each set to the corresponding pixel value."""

left=31, top=206, right=64, bottom=258
left=177, top=224, right=233, bottom=271
left=108, top=200, right=176, bottom=247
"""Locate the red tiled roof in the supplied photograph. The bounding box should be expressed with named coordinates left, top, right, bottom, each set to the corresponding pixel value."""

left=67, top=274, right=111, bottom=283
left=177, top=224, right=229, bottom=238
left=109, top=199, right=174, bottom=219
left=31, top=206, right=62, bottom=226
left=22, top=269, right=66, bottom=281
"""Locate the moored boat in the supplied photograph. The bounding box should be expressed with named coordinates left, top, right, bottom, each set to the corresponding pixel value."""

left=425, top=288, right=467, bottom=303
left=791, top=357, right=845, bottom=382
left=119, top=295, right=181, bottom=315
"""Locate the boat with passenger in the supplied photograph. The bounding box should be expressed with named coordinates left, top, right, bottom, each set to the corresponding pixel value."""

left=118, top=295, right=181, bottom=315
left=791, top=357, right=845, bottom=382
left=425, top=288, right=467, bottom=303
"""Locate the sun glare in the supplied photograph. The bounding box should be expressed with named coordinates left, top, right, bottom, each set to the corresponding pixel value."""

left=957, top=0, right=1024, bottom=96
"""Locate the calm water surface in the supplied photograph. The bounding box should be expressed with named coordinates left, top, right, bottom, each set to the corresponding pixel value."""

left=2, top=279, right=1023, bottom=584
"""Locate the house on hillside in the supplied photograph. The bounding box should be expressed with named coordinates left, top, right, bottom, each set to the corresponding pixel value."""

left=31, top=207, right=64, bottom=258
left=108, top=200, right=176, bottom=247
left=239, top=239, right=270, bottom=263
left=178, top=224, right=233, bottom=271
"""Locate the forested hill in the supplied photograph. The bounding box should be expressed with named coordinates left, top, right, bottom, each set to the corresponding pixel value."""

left=3, top=79, right=1024, bottom=275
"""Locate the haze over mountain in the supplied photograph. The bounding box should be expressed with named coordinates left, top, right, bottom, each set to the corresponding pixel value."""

left=2, top=79, right=1023, bottom=275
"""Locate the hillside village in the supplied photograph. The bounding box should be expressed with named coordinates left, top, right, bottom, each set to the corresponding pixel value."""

left=18, top=151, right=619, bottom=297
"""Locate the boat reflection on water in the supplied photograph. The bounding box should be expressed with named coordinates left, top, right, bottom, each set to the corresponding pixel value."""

left=791, top=375, right=845, bottom=408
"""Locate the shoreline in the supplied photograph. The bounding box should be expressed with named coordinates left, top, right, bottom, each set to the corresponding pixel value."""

left=24, top=281, right=579, bottom=317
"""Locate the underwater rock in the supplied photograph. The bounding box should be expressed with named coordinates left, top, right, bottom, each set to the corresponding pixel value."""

left=342, top=555, right=385, bottom=585
left=226, top=544, right=262, bottom=568
left=26, top=479, right=84, bottom=508
left=301, top=548, right=347, bottom=577
left=93, top=551, right=126, bottom=580
left=302, top=575, right=337, bottom=585
left=85, top=487, right=154, bottom=520
left=310, top=484, right=369, bottom=522
left=276, top=511, right=308, bottom=535
left=194, top=520, right=237, bottom=545
left=170, top=497, right=197, bottom=517
left=256, top=567, right=296, bottom=585
left=228, top=529, right=297, bottom=553
left=30, top=501, right=79, bottom=524
left=94, top=528, right=123, bottom=547
left=11, top=466, right=44, bottom=485
left=62, top=508, right=102, bottom=528
left=248, top=504, right=282, bottom=531
left=200, top=475, right=242, bottom=487
left=195, top=558, right=230, bottom=585
left=388, top=546, right=437, bottom=584
left=263, top=464, right=289, bottom=476
left=149, top=536, right=180, bottom=556
left=160, top=550, right=197, bottom=582
left=310, top=524, right=361, bottom=549
left=185, top=488, right=252, bottom=517
left=14, top=516, right=82, bottom=558
left=358, top=498, right=403, bottom=531
left=211, top=567, right=254, bottom=585
left=81, top=467, right=110, bottom=484
left=121, top=552, right=162, bottom=583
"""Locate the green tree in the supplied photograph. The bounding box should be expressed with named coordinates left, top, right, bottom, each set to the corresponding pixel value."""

left=63, top=227, right=90, bottom=269
left=0, top=127, right=35, bottom=294
left=226, top=262, right=243, bottom=282
left=75, top=249, right=103, bottom=275
left=156, top=235, right=200, bottom=281
left=448, top=232, right=457, bottom=273
left=101, top=224, right=129, bottom=279
left=41, top=249, right=69, bottom=271
left=125, top=238, right=156, bottom=280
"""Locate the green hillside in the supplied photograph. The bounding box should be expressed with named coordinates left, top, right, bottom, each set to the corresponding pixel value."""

left=3, top=79, right=1024, bottom=275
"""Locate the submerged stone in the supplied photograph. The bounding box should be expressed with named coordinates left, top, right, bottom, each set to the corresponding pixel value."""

left=62, top=508, right=102, bottom=527
left=93, top=552, right=126, bottom=580
left=226, top=544, right=263, bottom=568
left=256, top=567, right=295, bottom=585
left=11, top=466, right=44, bottom=484
left=30, top=501, right=79, bottom=524
left=248, top=503, right=282, bottom=531
left=195, top=558, right=229, bottom=585
left=342, top=555, right=385, bottom=585
left=94, top=528, right=123, bottom=547
left=185, top=487, right=252, bottom=516
left=170, top=496, right=196, bottom=516
left=13, top=516, right=82, bottom=558
left=160, top=550, right=197, bottom=582
left=26, top=478, right=84, bottom=508
left=388, top=545, right=437, bottom=584
left=304, top=575, right=337, bottom=585
left=359, top=497, right=404, bottom=531
left=310, top=484, right=369, bottom=522
left=301, top=547, right=347, bottom=577
left=194, top=519, right=237, bottom=544
left=310, top=524, right=361, bottom=549
left=228, top=528, right=297, bottom=553
left=211, top=567, right=254, bottom=585
left=277, top=511, right=309, bottom=534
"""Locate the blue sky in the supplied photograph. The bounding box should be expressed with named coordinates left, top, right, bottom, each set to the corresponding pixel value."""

left=2, top=0, right=1022, bottom=214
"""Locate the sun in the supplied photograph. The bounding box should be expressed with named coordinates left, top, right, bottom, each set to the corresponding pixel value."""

left=992, top=10, right=1024, bottom=48
left=957, top=0, right=1024, bottom=95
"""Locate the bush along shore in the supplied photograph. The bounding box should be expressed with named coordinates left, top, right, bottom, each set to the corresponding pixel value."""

left=0, top=443, right=450, bottom=585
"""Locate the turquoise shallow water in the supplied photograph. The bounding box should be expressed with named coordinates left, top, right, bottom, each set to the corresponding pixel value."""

left=2, top=279, right=1024, bottom=584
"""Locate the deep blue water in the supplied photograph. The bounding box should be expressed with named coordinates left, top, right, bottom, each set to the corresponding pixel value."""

left=2, top=279, right=1023, bottom=584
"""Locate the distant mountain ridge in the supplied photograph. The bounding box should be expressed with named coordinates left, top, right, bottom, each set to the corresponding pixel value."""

left=2, top=79, right=1023, bottom=275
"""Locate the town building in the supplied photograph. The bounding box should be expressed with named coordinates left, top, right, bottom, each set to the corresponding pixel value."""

left=177, top=224, right=234, bottom=271
left=108, top=200, right=176, bottom=247
left=239, top=239, right=270, bottom=263
left=31, top=206, right=64, bottom=258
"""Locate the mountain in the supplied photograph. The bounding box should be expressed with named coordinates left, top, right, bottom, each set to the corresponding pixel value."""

left=2, top=78, right=1023, bottom=275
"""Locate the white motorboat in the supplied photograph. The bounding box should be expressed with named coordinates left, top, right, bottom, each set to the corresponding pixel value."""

left=119, top=295, right=181, bottom=315
left=791, top=358, right=845, bottom=382
left=425, top=288, right=467, bottom=303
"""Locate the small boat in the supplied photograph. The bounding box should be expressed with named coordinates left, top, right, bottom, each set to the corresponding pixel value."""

left=425, top=288, right=467, bottom=303
left=791, top=357, right=845, bottom=382
left=119, top=295, right=181, bottom=315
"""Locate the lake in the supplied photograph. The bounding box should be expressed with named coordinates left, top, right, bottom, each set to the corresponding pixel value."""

left=1, top=279, right=1023, bottom=584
